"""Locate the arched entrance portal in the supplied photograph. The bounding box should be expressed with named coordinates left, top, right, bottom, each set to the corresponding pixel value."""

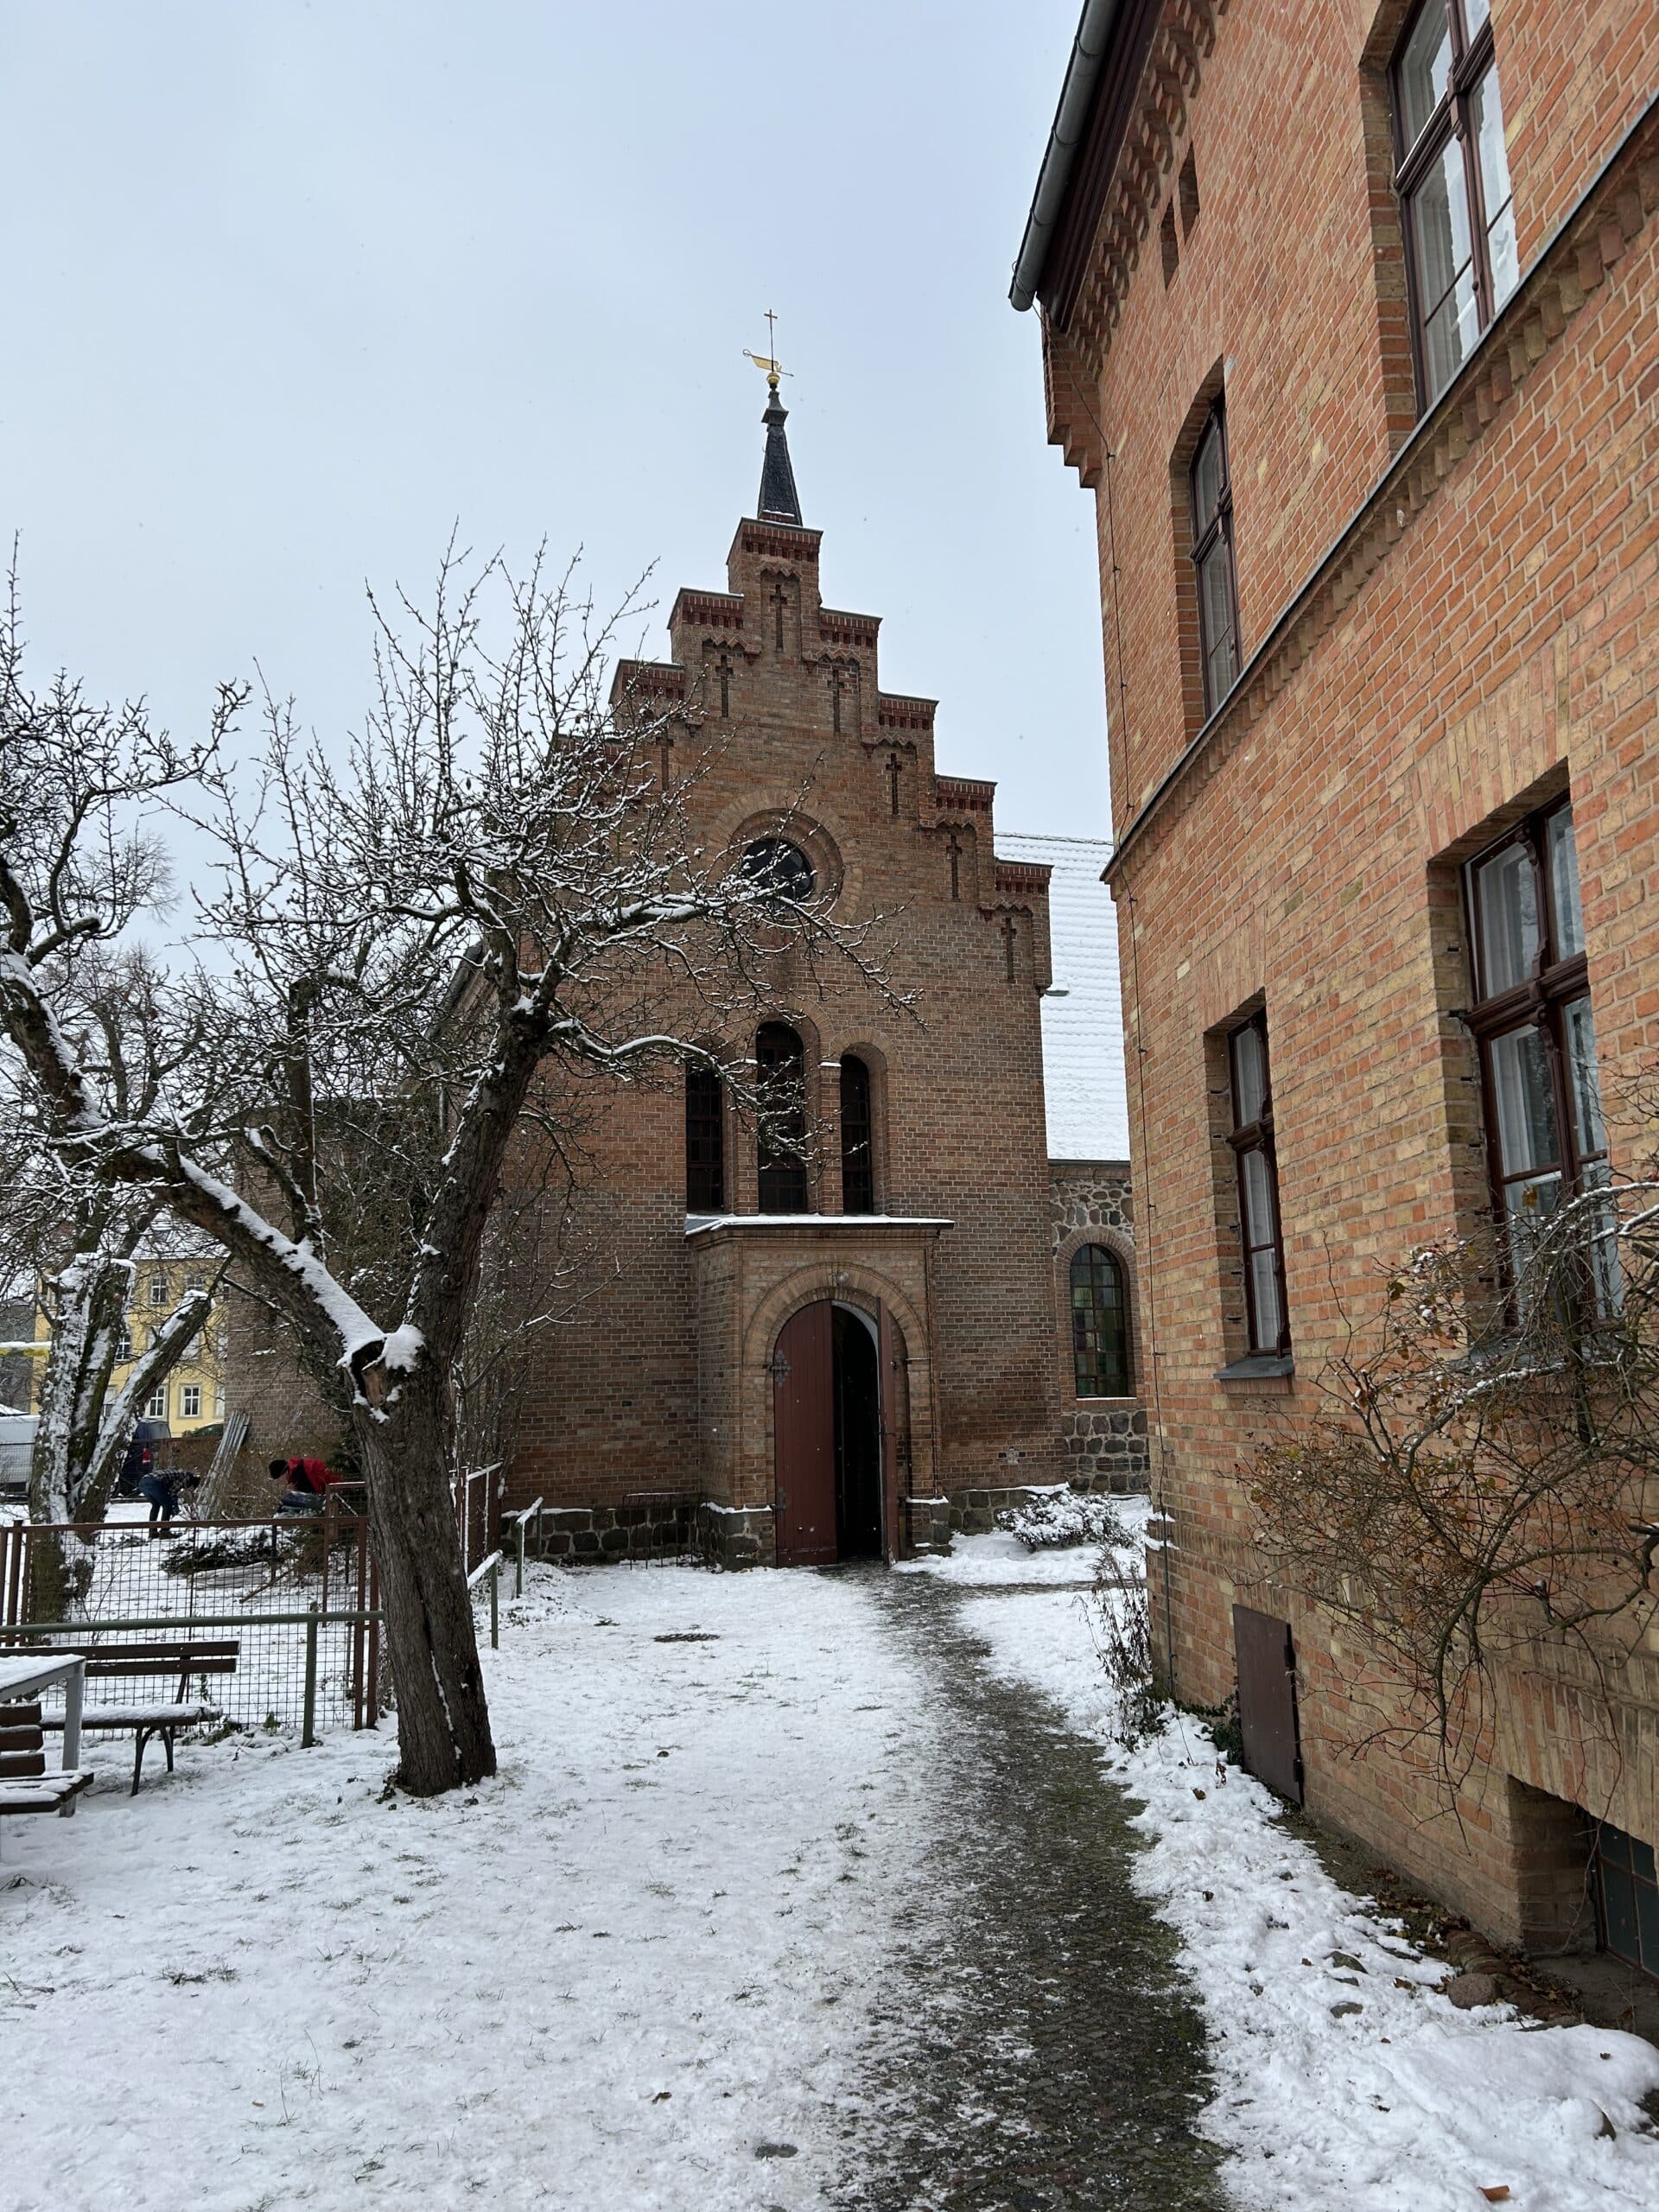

left=772, top=1300, right=896, bottom=1566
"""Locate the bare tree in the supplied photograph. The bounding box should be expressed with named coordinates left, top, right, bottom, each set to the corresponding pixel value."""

left=1249, top=1160, right=1659, bottom=1802
left=1, top=554, right=887, bottom=1794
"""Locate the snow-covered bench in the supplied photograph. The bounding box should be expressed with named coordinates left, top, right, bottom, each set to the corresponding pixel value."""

left=37, top=1637, right=240, bottom=1795
left=0, top=1700, right=94, bottom=1819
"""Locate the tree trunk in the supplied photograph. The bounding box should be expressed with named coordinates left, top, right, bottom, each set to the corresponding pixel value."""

left=353, top=1363, right=496, bottom=1793
left=28, top=1252, right=127, bottom=1618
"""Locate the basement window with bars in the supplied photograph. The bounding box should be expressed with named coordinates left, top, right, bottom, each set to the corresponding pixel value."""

left=1464, top=799, right=1611, bottom=1313
left=1594, top=1821, right=1659, bottom=1979
left=1391, top=0, right=1518, bottom=406
left=1229, top=1012, right=1290, bottom=1356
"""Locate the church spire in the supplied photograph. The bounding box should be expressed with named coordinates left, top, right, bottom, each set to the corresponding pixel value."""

left=757, top=380, right=803, bottom=526
left=745, top=315, right=803, bottom=526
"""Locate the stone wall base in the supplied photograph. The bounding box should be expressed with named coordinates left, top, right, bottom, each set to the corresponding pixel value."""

left=696, top=1503, right=776, bottom=1570
left=905, top=1495, right=953, bottom=1554
left=1061, top=1408, right=1150, bottom=1491
left=536, top=1497, right=697, bottom=1563
left=949, top=1474, right=1149, bottom=1535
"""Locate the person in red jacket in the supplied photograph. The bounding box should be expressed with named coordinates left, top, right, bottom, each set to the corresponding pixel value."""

left=268, top=1455, right=343, bottom=1513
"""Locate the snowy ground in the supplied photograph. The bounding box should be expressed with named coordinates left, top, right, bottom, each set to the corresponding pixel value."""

left=3, top=1564, right=938, bottom=2211
left=920, top=1535, right=1659, bottom=2212
left=3, top=1532, right=1657, bottom=2210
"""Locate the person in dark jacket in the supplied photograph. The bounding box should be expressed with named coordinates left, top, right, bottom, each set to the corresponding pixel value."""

left=138, top=1466, right=199, bottom=1536
left=268, top=1455, right=344, bottom=1513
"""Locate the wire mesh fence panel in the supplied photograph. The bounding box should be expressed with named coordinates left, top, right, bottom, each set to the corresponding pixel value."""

left=0, top=1510, right=380, bottom=1735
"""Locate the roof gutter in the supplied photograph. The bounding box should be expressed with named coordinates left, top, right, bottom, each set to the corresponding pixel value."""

left=1009, top=0, right=1122, bottom=312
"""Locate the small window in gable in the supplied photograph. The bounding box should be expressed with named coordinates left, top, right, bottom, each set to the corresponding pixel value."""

left=1160, top=200, right=1180, bottom=288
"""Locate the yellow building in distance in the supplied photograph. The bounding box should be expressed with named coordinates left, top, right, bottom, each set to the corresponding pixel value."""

left=29, top=1255, right=227, bottom=1435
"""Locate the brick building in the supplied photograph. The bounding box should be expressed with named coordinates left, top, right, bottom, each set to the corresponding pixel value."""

left=222, top=388, right=1152, bottom=1561
left=1015, top=0, right=1659, bottom=1964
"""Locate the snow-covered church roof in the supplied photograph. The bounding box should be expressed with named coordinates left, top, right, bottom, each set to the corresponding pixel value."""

left=996, top=832, right=1128, bottom=1162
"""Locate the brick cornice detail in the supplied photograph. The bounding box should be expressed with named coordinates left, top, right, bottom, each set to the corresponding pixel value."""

left=1052, top=0, right=1224, bottom=398
left=608, top=657, right=687, bottom=709
left=877, top=694, right=937, bottom=733
left=672, top=589, right=745, bottom=632
left=1105, top=96, right=1659, bottom=887
left=992, top=861, right=1052, bottom=903
left=818, top=608, right=880, bottom=647
left=933, top=774, right=995, bottom=813
left=734, top=521, right=823, bottom=563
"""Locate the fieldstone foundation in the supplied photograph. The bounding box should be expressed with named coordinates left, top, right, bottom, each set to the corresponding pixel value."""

left=949, top=1475, right=1149, bottom=1535
left=536, top=1497, right=697, bottom=1562
left=696, top=1503, right=776, bottom=1571
left=1062, top=1407, right=1150, bottom=1491
left=905, top=1496, right=953, bottom=1554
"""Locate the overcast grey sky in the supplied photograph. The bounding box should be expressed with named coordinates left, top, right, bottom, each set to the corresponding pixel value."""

left=2, top=1, right=1109, bottom=839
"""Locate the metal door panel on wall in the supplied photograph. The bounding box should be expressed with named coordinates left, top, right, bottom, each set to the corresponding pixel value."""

left=773, top=1303, right=836, bottom=1566
left=1233, top=1604, right=1304, bottom=1804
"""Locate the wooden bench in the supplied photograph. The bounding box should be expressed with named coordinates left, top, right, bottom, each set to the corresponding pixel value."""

left=37, top=1638, right=240, bottom=1795
left=0, top=1701, right=93, bottom=1818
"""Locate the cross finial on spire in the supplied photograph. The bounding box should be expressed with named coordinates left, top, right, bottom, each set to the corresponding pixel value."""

left=746, top=311, right=803, bottom=526
left=743, top=308, right=789, bottom=394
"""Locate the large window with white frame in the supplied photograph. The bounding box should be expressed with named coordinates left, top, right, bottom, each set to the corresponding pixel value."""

left=1391, top=0, right=1518, bottom=406
left=1464, top=798, right=1609, bottom=1308
left=1228, top=1012, right=1290, bottom=1357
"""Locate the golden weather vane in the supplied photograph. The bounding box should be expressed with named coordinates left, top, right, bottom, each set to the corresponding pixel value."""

left=743, top=308, right=791, bottom=392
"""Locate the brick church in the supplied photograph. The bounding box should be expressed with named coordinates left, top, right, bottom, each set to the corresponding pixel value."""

left=226, top=378, right=1148, bottom=1560
left=500, top=377, right=1147, bottom=1566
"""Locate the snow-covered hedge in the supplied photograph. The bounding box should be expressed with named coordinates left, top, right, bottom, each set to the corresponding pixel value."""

left=995, top=1485, right=1129, bottom=1551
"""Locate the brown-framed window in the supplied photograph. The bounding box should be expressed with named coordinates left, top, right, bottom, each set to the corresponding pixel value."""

left=1190, top=401, right=1240, bottom=716
left=1464, top=799, right=1609, bottom=1307
left=1229, top=1012, right=1290, bottom=1356
left=685, top=1064, right=725, bottom=1212
left=1071, top=1244, right=1131, bottom=1398
left=755, top=1021, right=809, bottom=1213
left=1391, top=0, right=1518, bottom=408
left=839, top=1054, right=875, bottom=1215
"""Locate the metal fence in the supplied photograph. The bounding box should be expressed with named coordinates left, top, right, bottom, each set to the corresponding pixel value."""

left=0, top=1506, right=381, bottom=1737
left=454, top=1464, right=499, bottom=1576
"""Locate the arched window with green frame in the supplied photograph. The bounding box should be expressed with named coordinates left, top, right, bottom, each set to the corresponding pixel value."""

left=1071, top=1243, right=1130, bottom=1398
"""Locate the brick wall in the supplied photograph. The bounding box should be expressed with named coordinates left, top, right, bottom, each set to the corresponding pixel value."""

left=1034, top=0, right=1659, bottom=1945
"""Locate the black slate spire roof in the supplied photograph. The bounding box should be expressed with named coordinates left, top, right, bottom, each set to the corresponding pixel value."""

left=756, top=383, right=803, bottom=526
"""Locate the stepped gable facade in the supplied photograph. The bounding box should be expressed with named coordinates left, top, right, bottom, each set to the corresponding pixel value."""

left=506, top=391, right=1077, bottom=1566
left=1016, top=0, right=1659, bottom=1959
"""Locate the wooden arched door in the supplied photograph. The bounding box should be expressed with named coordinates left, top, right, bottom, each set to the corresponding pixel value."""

left=772, top=1302, right=836, bottom=1566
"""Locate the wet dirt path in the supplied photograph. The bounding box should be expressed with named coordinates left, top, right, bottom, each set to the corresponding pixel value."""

left=829, top=1567, right=1229, bottom=2212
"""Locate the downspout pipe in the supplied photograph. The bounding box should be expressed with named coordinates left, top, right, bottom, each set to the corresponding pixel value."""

left=1009, top=0, right=1122, bottom=312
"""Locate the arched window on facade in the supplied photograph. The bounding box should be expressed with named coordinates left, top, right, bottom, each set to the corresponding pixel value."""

left=685, top=1064, right=724, bottom=1212
left=1071, top=1244, right=1130, bottom=1398
left=756, top=1021, right=809, bottom=1212
left=840, top=1053, right=874, bottom=1215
